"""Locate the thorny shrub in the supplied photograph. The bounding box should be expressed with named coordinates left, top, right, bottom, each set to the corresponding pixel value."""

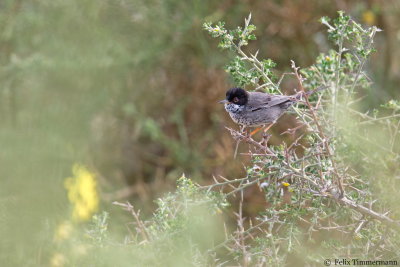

left=201, top=11, right=400, bottom=266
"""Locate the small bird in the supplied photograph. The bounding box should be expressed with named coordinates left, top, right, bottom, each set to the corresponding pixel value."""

left=219, top=87, right=325, bottom=134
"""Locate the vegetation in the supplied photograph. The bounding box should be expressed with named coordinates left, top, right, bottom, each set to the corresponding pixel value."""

left=201, top=12, right=400, bottom=265
left=1, top=1, right=400, bottom=266
left=50, top=12, right=400, bottom=266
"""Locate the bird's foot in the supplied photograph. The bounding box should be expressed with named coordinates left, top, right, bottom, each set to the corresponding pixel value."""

left=259, top=132, right=272, bottom=146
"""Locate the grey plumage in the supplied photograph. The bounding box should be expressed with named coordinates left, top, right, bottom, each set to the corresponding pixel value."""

left=226, top=93, right=295, bottom=126
left=220, top=87, right=325, bottom=127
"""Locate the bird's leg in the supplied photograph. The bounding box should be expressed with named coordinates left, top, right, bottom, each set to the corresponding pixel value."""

left=257, top=123, right=271, bottom=146
left=260, top=131, right=272, bottom=146
left=250, top=121, right=275, bottom=137
left=249, top=127, right=263, bottom=136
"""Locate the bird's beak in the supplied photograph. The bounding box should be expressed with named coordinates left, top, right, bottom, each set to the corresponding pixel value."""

left=219, top=99, right=229, bottom=104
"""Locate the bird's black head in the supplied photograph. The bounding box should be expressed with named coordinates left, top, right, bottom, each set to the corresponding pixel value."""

left=225, top=87, right=248, bottom=105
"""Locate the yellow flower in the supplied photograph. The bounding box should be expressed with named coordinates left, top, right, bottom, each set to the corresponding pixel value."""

left=54, top=221, right=73, bottom=242
left=362, top=10, right=376, bottom=26
left=325, top=56, right=331, bottom=61
left=50, top=253, right=66, bottom=267
left=64, top=164, right=99, bottom=222
left=282, top=182, right=290, bottom=187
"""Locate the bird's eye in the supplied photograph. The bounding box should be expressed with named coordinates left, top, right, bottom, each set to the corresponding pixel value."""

left=233, top=97, right=239, bottom=103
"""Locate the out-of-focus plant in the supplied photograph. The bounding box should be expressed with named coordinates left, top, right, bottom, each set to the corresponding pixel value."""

left=49, top=175, right=227, bottom=266
left=85, top=212, right=108, bottom=246
left=48, top=165, right=100, bottom=266
left=64, top=164, right=99, bottom=222
left=114, top=175, right=228, bottom=244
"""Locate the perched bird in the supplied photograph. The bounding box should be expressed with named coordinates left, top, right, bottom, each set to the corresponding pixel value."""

left=219, top=87, right=325, bottom=134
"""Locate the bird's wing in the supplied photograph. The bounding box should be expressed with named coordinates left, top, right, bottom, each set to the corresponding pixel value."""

left=247, top=92, right=294, bottom=111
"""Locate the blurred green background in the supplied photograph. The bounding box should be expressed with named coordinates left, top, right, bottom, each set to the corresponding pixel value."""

left=1, top=0, right=399, bottom=265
